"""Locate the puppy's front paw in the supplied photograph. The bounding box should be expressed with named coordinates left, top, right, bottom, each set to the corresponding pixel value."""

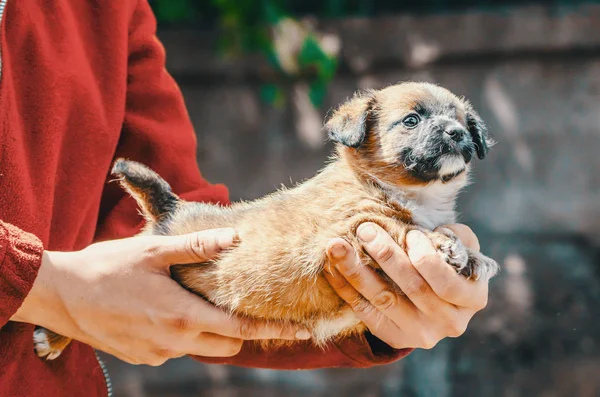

left=463, top=251, right=500, bottom=282
left=426, top=230, right=469, bottom=274
left=426, top=228, right=499, bottom=282
left=33, top=328, right=71, bottom=360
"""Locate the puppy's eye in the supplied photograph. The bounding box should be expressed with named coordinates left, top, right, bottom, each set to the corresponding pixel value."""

left=402, top=114, right=421, bottom=129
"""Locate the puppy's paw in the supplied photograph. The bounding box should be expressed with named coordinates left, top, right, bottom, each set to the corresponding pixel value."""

left=462, top=251, right=500, bottom=282
left=425, top=228, right=499, bottom=282
left=33, top=328, right=71, bottom=360
left=426, top=229, right=469, bottom=274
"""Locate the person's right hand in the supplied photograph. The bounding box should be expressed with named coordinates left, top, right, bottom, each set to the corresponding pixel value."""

left=11, top=228, right=310, bottom=365
left=324, top=224, right=488, bottom=350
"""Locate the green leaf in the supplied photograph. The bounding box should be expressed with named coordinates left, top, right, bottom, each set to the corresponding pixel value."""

left=298, top=36, right=327, bottom=67
left=153, top=0, right=195, bottom=23
left=297, top=35, right=338, bottom=81
left=319, top=56, right=338, bottom=81
left=308, top=81, right=328, bottom=107
left=260, top=84, right=286, bottom=107
left=263, top=0, right=286, bottom=25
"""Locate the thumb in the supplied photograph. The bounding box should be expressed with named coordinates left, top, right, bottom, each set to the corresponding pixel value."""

left=405, top=230, right=438, bottom=265
left=152, top=228, right=238, bottom=265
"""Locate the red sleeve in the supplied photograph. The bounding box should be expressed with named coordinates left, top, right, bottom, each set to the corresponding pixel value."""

left=93, top=0, right=229, bottom=242
left=95, top=0, right=411, bottom=368
left=0, top=221, right=44, bottom=328
left=194, top=333, right=413, bottom=369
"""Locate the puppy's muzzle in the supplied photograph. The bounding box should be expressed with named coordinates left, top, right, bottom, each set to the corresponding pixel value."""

left=442, top=127, right=473, bottom=163
left=444, top=127, right=466, bottom=142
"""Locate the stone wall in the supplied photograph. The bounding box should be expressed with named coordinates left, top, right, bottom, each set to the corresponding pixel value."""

left=101, top=4, right=600, bottom=396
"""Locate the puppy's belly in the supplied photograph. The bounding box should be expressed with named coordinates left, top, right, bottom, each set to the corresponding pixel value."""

left=313, top=307, right=364, bottom=343
left=171, top=256, right=363, bottom=344
left=168, top=207, right=413, bottom=344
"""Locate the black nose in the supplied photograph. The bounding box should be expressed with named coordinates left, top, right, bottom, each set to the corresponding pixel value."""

left=444, top=128, right=465, bottom=142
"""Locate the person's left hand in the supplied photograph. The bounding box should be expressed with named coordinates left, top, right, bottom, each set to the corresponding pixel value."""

left=324, top=223, right=489, bottom=350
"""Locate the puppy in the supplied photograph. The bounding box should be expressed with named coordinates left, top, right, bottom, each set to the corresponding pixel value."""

left=34, top=82, right=499, bottom=360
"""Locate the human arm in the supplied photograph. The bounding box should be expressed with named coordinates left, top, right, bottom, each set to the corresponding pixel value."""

left=10, top=228, right=310, bottom=365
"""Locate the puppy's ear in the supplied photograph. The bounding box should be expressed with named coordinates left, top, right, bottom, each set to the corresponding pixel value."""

left=325, top=91, right=376, bottom=148
left=111, top=158, right=180, bottom=224
left=464, top=104, right=493, bottom=160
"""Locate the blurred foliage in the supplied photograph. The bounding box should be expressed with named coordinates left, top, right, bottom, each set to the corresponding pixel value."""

left=150, top=0, right=598, bottom=108
left=210, top=0, right=340, bottom=108
left=150, top=0, right=340, bottom=108
left=151, top=0, right=600, bottom=24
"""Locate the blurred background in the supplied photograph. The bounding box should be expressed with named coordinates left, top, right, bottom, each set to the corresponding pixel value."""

left=101, top=0, right=600, bottom=396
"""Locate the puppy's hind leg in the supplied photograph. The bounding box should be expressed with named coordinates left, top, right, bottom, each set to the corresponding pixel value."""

left=33, top=327, right=72, bottom=360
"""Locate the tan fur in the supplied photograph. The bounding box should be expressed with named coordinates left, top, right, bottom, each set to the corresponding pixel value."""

left=35, top=82, right=500, bottom=359
left=168, top=159, right=416, bottom=346
left=33, top=328, right=73, bottom=360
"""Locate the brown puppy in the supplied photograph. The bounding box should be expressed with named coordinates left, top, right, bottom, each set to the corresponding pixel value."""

left=34, top=82, right=499, bottom=360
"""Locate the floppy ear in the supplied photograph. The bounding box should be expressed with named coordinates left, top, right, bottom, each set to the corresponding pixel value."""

left=465, top=104, right=493, bottom=160
left=325, top=91, right=375, bottom=148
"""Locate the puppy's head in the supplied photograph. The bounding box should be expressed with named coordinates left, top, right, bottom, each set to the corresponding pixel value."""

left=326, top=82, right=493, bottom=187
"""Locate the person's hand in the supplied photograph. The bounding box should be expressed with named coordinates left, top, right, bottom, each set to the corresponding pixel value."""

left=324, top=223, right=488, bottom=350
left=12, top=228, right=310, bottom=365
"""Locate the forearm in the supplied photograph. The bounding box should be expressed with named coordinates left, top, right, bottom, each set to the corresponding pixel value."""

left=9, top=250, right=72, bottom=333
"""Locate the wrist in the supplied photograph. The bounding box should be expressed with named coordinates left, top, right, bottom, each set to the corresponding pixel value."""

left=11, top=251, right=71, bottom=331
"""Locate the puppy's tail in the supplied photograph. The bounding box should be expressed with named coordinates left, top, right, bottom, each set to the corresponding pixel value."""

left=111, top=158, right=180, bottom=223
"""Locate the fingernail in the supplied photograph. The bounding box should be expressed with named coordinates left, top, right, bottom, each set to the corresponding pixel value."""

left=406, top=230, right=425, bottom=246
left=296, top=330, right=312, bottom=340
left=218, top=228, right=238, bottom=247
left=358, top=224, right=377, bottom=242
left=329, top=244, right=347, bottom=259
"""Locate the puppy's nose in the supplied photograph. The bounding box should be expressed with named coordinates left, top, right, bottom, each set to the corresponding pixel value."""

left=444, top=128, right=465, bottom=142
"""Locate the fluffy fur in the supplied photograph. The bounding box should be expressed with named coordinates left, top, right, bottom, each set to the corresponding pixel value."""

left=35, top=82, right=499, bottom=360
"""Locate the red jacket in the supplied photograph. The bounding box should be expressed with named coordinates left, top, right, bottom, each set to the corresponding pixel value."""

left=0, top=1, right=411, bottom=396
